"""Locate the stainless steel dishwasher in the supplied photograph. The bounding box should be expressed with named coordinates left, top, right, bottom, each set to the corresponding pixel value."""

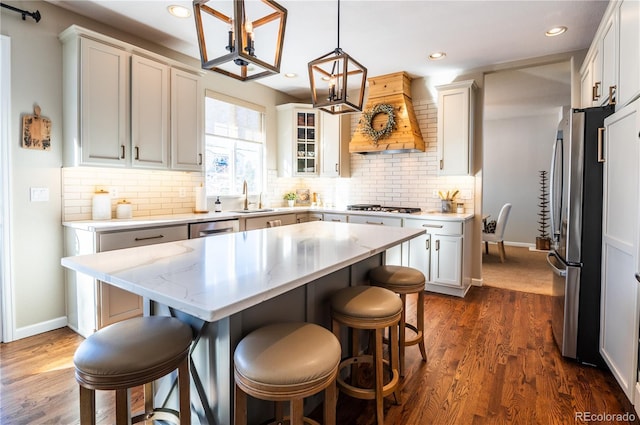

left=189, top=219, right=239, bottom=238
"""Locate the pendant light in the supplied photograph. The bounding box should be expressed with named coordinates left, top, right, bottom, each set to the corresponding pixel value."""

left=307, top=0, right=367, bottom=114
left=193, top=0, right=287, bottom=81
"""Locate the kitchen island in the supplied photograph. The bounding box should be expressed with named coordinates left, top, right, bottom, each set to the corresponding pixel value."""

left=61, top=221, right=425, bottom=424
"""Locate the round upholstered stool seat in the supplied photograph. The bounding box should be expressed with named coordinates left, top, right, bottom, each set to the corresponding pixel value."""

left=73, top=316, right=193, bottom=425
left=330, top=286, right=402, bottom=425
left=369, top=265, right=427, bottom=377
left=234, top=322, right=341, bottom=425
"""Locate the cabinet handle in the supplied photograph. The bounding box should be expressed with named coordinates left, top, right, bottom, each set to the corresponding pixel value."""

left=597, top=127, right=605, bottom=163
left=330, top=219, right=342, bottom=222
left=435, top=239, right=440, bottom=251
left=366, top=221, right=384, bottom=225
left=592, top=82, right=601, bottom=101
left=120, top=145, right=125, bottom=159
left=198, top=153, right=203, bottom=165
left=134, top=235, right=164, bottom=241
left=426, top=239, right=430, bottom=250
left=134, top=146, right=139, bottom=160
left=422, top=224, right=443, bottom=228
left=635, top=273, right=640, bottom=283
left=439, top=159, right=444, bottom=170
left=335, top=164, right=339, bottom=173
left=608, top=86, right=616, bottom=105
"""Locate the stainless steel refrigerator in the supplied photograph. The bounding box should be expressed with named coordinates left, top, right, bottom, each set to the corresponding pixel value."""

left=546, top=105, right=614, bottom=367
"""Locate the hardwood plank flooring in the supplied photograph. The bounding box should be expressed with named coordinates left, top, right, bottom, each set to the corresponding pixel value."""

left=1, top=286, right=637, bottom=424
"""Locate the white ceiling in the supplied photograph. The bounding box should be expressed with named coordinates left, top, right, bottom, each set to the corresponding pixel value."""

left=46, top=0, right=608, bottom=100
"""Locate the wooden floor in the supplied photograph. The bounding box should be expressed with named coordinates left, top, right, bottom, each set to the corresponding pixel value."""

left=1, top=286, right=637, bottom=425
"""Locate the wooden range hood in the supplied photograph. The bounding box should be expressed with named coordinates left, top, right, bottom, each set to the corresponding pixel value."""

left=350, top=72, right=425, bottom=154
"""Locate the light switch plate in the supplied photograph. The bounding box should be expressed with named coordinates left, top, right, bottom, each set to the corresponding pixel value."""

left=30, top=187, right=49, bottom=202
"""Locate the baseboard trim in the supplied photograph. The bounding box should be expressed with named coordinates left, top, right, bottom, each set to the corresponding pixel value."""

left=13, top=316, right=68, bottom=341
left=472, top=278, right=483, bottom=287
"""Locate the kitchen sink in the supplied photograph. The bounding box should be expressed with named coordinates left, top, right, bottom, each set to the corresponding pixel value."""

left=229, top=209, right=275, bottom=213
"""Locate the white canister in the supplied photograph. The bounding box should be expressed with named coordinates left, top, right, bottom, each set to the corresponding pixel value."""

left=116, top=200, right=133, bottom=219
left=92, top=190, right=111, bottom=220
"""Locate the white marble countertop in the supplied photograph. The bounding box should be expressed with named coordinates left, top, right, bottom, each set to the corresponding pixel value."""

left=61, top=221, right=425, bottom=322
left=63, top=207, right=474, bottom=232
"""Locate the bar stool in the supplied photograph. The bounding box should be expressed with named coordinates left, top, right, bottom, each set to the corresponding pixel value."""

left=369, top=265, right=427, bottom=376
left=73, top=316, right=193, bottom=425
left=234, top=322, right=341, bottom=425
left=330, top=286, right=402, bottom=425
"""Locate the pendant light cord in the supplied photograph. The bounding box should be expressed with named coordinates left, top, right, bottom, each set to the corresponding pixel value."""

left=336, top=0, right=341, bottom=50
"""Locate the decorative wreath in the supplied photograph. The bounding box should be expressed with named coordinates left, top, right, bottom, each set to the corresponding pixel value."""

left=360, top=103, right=396, bottom=144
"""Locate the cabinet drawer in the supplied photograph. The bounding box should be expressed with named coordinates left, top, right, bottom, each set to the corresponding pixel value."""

left=98, top=225, right=188, bottom=251
left=348, top=214, right=402, bottom=227
left=404, top=219, right=463, bottom=235
left=323, top=213, right=348, bottom=222
left=245, top=214, right=297, bottom=230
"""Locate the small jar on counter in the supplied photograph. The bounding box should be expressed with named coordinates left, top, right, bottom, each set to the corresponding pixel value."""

left=116, top=200, right=133, bottom=219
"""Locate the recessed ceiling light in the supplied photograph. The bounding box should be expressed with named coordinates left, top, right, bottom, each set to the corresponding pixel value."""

left=545, top=26, right=567, bottom=37
left=428, top=52, right=446, bottom=61
left=167, top=5, right=191, bottom=18
left=284, top=73, right=297, bottom=78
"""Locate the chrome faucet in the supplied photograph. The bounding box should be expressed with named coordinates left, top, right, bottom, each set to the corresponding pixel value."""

left=242, top=180, right=248, bottom=210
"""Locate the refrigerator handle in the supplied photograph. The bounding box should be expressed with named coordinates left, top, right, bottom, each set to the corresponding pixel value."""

left=546, top=252, right=567, bottom=277
left=549, top=136, right=563, bottom=243
left=597, top=127, right=605, bottom=163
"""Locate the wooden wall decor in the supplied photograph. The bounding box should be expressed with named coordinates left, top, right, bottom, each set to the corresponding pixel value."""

left=21, top=104, right=51, bottom=150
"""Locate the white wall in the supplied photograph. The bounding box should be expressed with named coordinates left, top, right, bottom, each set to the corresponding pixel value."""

left=483, top=114, right=561, bottom=244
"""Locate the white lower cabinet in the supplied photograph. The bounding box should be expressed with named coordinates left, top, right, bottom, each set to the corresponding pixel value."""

left=600, top=98, right=640, bottom=407
left=348, top=214, right=403, bottom=265
left=404, top=218, right=470, bottom=297
left=64, top=224, right=188, bottom=337
left=244, top=213, right=297, bottom=230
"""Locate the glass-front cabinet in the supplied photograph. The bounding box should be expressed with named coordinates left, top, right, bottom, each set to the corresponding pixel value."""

left=295, top=110, right=317, bottom=175
left=277, top=103, right=319, bottom=177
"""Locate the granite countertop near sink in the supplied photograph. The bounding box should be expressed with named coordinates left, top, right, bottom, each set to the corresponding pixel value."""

left=62, top=207, right=474, bottom=232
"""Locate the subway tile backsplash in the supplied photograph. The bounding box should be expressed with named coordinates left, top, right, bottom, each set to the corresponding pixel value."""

left=62, top=98, right=475, bottom=221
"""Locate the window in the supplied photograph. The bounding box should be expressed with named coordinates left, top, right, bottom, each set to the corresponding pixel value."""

left=204, top=91, right=265, bottom=196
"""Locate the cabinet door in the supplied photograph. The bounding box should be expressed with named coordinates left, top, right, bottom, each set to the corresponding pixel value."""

left=618, top=0, right=640, bottom=107
left=580, top=64, right=594, bottom=108
left=430, top=235, right=462, bottom=287
left=320, top=113, right=350, bottom=177
left=437, top=81, right=475, bottom=175
left=80, top=38, right=129, bottom=166
left=600, top=99, right=640, bottom=401
left=600, top=15, right=617, bottom=106
left=171, top=68, right=203, bottom=171
left=98, top=225, right=188, bottom=328
left=131, top=55, right=169, bottom=168
left=408, top=231, right=431, bottom=281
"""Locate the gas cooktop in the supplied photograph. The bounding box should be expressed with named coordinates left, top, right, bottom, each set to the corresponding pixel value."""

left=347, top=204, right=422, bottom=214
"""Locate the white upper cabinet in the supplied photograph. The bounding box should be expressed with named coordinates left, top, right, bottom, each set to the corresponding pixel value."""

left=131, top=55, right=170, bottom=169
left=320, top=112, right=350, bottom=177
left=618, top=0, right=640, bottom=107
left=68, top=37, right=129, bottom=167
left=60, top=25, right=203, bottom=171
left=581, top=0, right=640, bottom=109
left=171, top=68, right=204, bottom=171
left=436, top=80, right=476, bottom=176
left=277, top=104, right=318, bottom=177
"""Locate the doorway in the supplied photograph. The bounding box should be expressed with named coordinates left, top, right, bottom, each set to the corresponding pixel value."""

left=1, top=35, right=13, bottom=341
left=481, top=61, right=570, bottom=294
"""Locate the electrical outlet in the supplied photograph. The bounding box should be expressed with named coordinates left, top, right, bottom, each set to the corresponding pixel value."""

left=179, top=187, right=187, bottom=198
left=432, top=190, right=439, bottom=198
left=109, top=187, right=118, bottom=198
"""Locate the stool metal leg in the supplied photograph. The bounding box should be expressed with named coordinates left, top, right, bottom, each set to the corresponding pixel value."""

left=79, top=386, right=96, bottom=425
